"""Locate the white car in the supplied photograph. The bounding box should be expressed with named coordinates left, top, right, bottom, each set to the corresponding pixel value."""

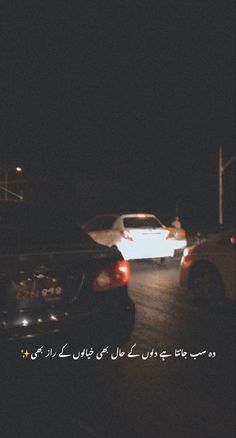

left=83, top=213, right=187, bottom=261
left=180, top=229, right=236, bottom=303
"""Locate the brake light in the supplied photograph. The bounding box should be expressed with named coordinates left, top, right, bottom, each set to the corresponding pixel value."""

left=92, top=260, right=131, bottom=292
left=120, top=229, right=133, bottom=241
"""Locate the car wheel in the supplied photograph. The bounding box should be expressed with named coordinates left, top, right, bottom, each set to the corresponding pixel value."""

left=189, top=263, right=224, bottom=307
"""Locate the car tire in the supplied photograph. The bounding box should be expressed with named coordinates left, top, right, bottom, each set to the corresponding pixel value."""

left=189, top=262, right=224, bottom=307
left=151, top=257, right=166, bottom=265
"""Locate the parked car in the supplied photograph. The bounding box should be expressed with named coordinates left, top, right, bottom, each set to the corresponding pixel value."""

left=180, top=229, right=236, bottom=304
left=82, top=213, right=187, bottom=261
left=0, top=211, right=135, bottom=344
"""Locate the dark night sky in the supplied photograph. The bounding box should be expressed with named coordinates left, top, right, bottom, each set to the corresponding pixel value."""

left=1, top=1, right=235, bottom=229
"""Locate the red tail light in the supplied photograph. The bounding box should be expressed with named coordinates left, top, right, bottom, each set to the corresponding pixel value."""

left=120, top=229, right=133, bottom=241
left=92, top=260, right=131, bottom=292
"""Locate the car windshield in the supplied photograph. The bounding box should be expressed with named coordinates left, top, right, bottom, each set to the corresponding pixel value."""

left=123, top=217, right=163, bottom=229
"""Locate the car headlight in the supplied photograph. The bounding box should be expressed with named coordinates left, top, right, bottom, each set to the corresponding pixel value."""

left=181, top=246, right=195, bottom=267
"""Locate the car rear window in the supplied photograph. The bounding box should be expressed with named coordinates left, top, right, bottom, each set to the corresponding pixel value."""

left=0, top=207, right=93, bottom=254
left=123, top=217, right=163, bottom=229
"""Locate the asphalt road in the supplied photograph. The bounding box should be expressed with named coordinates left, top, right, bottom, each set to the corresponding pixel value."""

left=2, top=256, right=235, bottom=438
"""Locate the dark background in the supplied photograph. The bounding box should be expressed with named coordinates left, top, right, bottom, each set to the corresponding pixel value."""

left=1, top=1, right=235, bottom=231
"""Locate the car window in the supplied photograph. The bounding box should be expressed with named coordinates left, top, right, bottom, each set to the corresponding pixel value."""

left=123, top=217, right=163, bottom=229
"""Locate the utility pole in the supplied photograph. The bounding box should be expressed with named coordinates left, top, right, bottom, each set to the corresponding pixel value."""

left=218, top=147, right=236, bottom=226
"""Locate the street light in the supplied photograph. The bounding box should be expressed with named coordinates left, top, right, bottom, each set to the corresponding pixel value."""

left=219, top=147, right=236, bottom=226
left=16, top=166, right=23, bottom=173
left=0, top=166, right=24, bottom=201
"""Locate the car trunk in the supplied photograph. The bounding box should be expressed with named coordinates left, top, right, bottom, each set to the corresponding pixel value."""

left=127, top=227, right=168, bottom=242
left=0, top=243, right=131, bottom=342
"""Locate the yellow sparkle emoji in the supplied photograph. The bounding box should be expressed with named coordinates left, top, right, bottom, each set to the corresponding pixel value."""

left=21, top=349, right=30, bottom=358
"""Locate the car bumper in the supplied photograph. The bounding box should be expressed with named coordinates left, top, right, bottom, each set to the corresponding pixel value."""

left=116, top=241, right=175, bottom=260
left=169, top=239, right=187, bottom=251
left=0, top=292, right=135, bottom=344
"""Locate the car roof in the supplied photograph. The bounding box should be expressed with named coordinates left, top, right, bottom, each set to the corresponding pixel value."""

left=91, top=213, right=157, bottom=219
left=119, top=213, right=157, bottom=218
